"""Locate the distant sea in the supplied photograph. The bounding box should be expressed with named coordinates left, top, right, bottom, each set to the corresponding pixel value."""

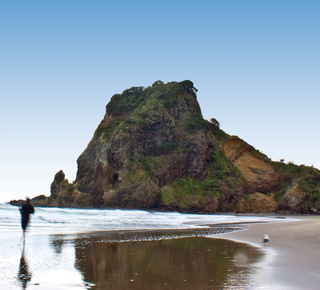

left=0, top=203, right=278, bottom=289
left=0, top=203, right=278, bottom=235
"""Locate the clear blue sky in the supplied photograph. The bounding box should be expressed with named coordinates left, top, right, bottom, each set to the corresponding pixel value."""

left=1, top=1, right=319, bottom=202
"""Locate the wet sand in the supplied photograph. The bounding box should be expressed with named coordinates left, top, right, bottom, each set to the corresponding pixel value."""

left=2, top=226, right=266, bottom=290
left=70, top=235, right=264, bottom=289
left=3, top=216, right=319, bottom=289
left=212, top=217, right=320, bottom=290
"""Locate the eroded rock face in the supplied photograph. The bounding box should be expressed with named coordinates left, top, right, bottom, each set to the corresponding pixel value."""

left=35, top=170, right=93, bottom=208
left=29, top=80, right=320, bottom=214
left=75, top=81, right=215, bottom=208
left=50, top=170, right=66, bottom=199
left=236, top=192, right=278, bottom=213
left=283, top=184, right=303, bottom=210
left=223, top=137, right=281, bottom=193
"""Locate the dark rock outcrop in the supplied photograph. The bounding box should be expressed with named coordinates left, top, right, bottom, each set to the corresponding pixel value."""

left=28, top=170, right=92, bottom=208
left=25, top=80, right=320, bottom=214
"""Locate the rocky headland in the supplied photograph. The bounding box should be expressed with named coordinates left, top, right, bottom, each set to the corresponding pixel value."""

left=14, top=80, right=320, bottom=214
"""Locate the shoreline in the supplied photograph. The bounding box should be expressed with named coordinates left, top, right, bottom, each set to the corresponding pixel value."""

left=2, top=204, right=319, bottom=289
left=209, top=217, right=320, bottom=289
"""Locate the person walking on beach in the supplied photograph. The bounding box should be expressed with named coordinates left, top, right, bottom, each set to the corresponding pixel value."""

left=20, top=198, right=35, bottom=242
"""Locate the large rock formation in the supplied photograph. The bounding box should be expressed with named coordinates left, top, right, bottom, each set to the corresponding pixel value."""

left=28, top=80, right=320, bottom=214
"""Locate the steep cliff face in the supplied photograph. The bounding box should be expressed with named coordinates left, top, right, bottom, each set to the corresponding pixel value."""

left=33, top=80, right=320, bottom=214
left=75, top=81, right=223, bottom=208
left=223, top=138, right=283, bottom=193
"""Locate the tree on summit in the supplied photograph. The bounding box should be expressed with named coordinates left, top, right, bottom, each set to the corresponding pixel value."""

left=180, top=80, right=198, bottom=96
left=209, top=118, right=220, bottom=128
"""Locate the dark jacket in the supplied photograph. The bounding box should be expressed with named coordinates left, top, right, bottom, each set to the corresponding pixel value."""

left=20, top=201, right=35, bottom=218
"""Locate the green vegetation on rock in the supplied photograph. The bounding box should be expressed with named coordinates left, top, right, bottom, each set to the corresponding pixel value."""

left=29, top=79, right=320, bottom=215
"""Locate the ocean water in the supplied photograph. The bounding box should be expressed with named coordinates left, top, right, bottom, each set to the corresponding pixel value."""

left=0, top=203, right=278, bottom=235
left=0, top=204, right=279, bottom=289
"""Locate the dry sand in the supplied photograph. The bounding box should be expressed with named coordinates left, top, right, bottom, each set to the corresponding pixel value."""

left=211, top=217, right=320, bottom=290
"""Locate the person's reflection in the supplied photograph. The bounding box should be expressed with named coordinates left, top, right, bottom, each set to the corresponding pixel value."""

left=50, top=237, right=65, bottom=254
left=18, top=244, right=32, bottom=289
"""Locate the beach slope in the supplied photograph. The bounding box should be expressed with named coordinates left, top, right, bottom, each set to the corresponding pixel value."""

left=212, top=218, right=320, bottom=289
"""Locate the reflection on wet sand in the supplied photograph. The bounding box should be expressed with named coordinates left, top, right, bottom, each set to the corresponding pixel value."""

left=51, top=238, right=65, bottom=254
left=17, top=245, right=32, bottom=289
left=51, top=228, right=263, bottom=290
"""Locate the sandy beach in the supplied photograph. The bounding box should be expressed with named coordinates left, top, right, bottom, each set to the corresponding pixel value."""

left=212, top=217, right=320, bottom=290
left=2, top=203, right=319, bottom=289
